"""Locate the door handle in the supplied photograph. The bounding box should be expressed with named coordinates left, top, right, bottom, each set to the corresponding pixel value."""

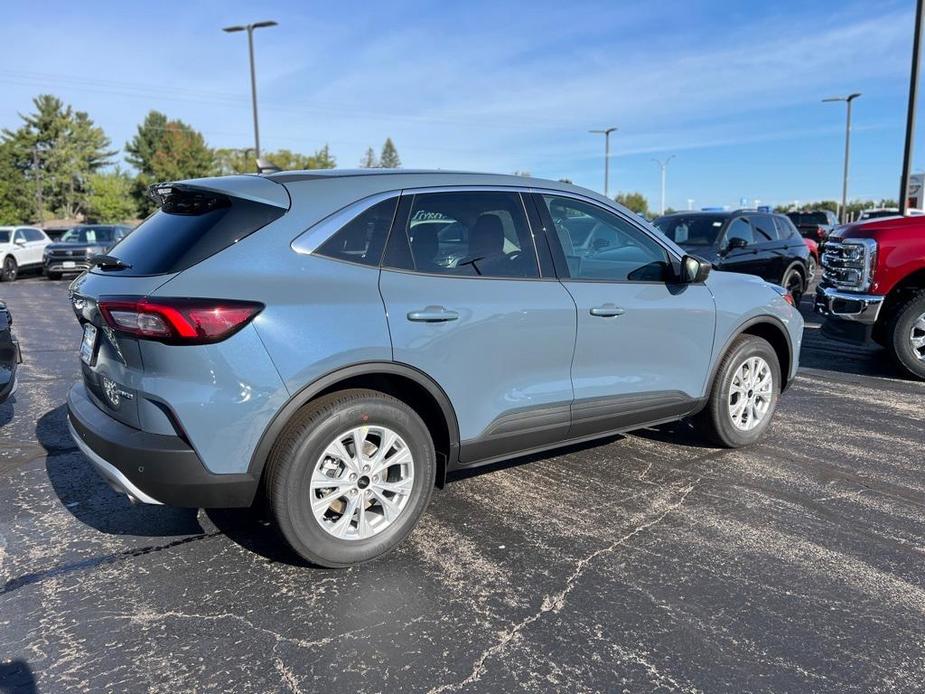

left=589, top=304, right=625, bottom=318
left=407, top=306, right=459, bottom=323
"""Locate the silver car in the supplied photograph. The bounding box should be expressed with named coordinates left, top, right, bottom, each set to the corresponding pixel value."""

left=66, top=170, right=803, bottom=567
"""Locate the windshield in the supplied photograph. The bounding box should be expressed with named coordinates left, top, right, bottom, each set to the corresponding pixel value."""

left=61, top=227, right=116, bottom=244
left=0, top=232, right=9, bottom=244
left=787, top=212, right=829, bottom=226
left=653, top=215, right=725, bottom=246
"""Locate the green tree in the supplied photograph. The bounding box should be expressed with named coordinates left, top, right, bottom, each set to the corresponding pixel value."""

left=0, top=139, right=34, bottom=224
left=214, top=146, right=336, bottom=175
left=85, top=169, right=138, bottom=222
left=1, top=94, right=114, bottom=220
left=379, top=138, right=401, bottom=168
left=359, top=146, right=378, bottom=168
left=126, top=111, right=214, bottom=215
left=614, top=191, right=649, bottom=215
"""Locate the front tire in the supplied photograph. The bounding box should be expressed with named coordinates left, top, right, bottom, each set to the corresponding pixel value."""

left=1, top=256, right=17, bottom=282
left=45, top=270, right=62, bottom=281
left=266, top=388, right=435, bottom=567
left=886, top=291, right=925, bottom=380
left=695, top=335, right=781, bottom=447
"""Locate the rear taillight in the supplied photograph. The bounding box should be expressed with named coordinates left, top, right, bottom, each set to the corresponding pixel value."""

left=98, top=297, right=263, bottom=344
left=783, top=292, right=796, bottom=307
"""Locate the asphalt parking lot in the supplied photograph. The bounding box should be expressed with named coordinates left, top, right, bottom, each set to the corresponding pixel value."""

left=0, top=275, right=923, bottom=693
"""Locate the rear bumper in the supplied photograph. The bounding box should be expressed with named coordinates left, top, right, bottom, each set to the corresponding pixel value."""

left=66, top=382, right=258, bottom=508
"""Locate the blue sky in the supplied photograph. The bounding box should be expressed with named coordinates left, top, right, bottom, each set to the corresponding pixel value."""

left=1, top=0, right=921, bottom=210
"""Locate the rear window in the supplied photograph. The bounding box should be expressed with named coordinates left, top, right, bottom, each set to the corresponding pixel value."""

left=98, top=189, right=285, bottom=276
left=787, top=212, right=829, bottom=227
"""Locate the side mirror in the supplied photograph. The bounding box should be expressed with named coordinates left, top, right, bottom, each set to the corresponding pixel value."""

left=726, top=237, right=748, bottom=252
left=13, top=238, right=25, bottom=247
left=680, top=254, right=711, bottom=283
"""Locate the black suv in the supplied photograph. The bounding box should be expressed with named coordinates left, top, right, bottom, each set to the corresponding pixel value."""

left=653, top=210, right=811, bottom=302
left=43, top=224, right=132, bottom=280
left=786, top=210, right=838, bottom=243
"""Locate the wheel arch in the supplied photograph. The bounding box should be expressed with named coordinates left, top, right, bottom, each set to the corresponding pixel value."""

left=249, top=362, right=460, bottom=488
left=874, top=268, right=925, bottom=343
left=706, top=316, right=794, bottom=396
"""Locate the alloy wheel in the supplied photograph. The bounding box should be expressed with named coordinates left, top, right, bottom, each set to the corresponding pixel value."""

left=727, top=356, right=773, bottom=431
left=910, top=312, right=925, bottom=362
left=310, top=426, right=415, bottom=540
left=4, top=258, right=16, bottom=281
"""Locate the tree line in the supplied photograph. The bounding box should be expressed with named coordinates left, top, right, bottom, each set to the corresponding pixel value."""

left=0, top=94, right=402, bottom=225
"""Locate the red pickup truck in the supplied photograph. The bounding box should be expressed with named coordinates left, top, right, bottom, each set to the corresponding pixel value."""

left=815, top=214, right=925, bottom=379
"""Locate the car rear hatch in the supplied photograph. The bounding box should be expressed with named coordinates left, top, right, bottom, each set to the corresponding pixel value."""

left=68, top=175, right=289, bottom=431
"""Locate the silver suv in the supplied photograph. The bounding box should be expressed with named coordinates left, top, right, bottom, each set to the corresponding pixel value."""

left=67, top=170, right=803, bottom=567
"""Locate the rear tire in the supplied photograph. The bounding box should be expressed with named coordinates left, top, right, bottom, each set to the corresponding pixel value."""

left=265, top=388, right=435, bottom=567
left=1, top=256, right=17, bottom=282
left=781, top=264, right=806, bottom=305
left=886, top=291, right=925, bottom=380
left=46, top=270, right=62, bottom=281
left=694, top=335, right=781, bottom=448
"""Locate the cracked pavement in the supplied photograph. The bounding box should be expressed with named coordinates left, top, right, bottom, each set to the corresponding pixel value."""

left=1, top=276, right=924, bottom=693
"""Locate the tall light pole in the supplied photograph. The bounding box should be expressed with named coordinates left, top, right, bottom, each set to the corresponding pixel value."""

left=652, top=155, right=675, bottom=215
left=900, top=0, right=924, bottom=215
left=223, top=20, right=278, bottom=160
left=589, top=127, right=617, bottom=198
left=823, top=92, right=861, bottom=223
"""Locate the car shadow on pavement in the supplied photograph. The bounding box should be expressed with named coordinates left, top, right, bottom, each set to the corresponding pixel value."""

left=0, top=659, right=37, bottom=694
left=204, top=506, right=313, bottom=568
left=37, top=405, right=205, bottom=538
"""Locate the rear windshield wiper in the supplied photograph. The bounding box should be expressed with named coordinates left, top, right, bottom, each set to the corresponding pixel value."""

left=92, top=255, right=133, bottom=271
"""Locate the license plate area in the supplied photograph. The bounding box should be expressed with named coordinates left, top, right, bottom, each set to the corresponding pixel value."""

left=80, top=324, right=98, bottom=365
left=63, top=261, right=76, bottom=268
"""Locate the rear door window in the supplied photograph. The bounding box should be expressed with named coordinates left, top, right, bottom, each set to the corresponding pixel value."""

left=99, top=190, right=285, bottom=276
left=316, top=197, right=398, bottom=267
left=750, top=215, right=778, bottom=242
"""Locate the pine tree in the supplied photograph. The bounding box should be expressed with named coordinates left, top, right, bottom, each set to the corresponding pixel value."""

left=126, top=111, right=214, bottom=215
left=1, top=94, right=114, bottom=220
left=359, top=146, right=378, bottom=168
left=379, top=138, right=400, bottom=168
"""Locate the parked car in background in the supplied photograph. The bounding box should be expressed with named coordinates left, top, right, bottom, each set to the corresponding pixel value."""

left=786, top=210, right=838, bottom=244
left=43, top=224, right=132, bottom=280
left=0, top=226, right=52, bottom=282
left=803, top=237, right=820, bottom=278
left=66, top=171, right=802, bottom=567
left=0, top=300, right=20, bottom=403
left=653, top=210, right=811, bottom=303
left=815, top=214, right=925, bottom=378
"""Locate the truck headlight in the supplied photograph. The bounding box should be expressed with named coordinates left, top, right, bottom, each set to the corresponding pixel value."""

left=821, top=238, right=877, bottom=291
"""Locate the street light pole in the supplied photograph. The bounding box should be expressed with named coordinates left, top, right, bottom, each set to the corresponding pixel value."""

left=223, top=20, right=278, bottom=161
left=589, top=127, right=617, bottom=197
left=652, top=155, right=675, bottom=215
left=900, top=0, right=924, bottom=215
left=823, top=92, right=861, bottom=223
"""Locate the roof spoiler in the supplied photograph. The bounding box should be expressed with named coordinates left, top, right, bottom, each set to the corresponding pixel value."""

left=147, top=175, right=290, bottom=210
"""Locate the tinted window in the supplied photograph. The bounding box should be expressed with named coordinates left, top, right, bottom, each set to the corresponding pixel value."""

left=12, top=230, right=25, bottom=243
left=787, top=212, right=829, bottom=227
left=773, top=216, right=797, bottom=240
left=404, top=192, right=538, bottom=278
left=544, top=196, right=669, bottom=281
left=99, top=189, right=285, bottom=276
left=61, top=227, right=117, bottom=244
left=725, top=218, right=754, bottom=245
left=0, top=232, right=9, bottom=244
left=24, top=229, right=44, bottom=242
left=316, top=197, right=398, bottom=267
left=653, top=214, right=725, bottom=247
left=751, top=215, right=778, bottom=241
